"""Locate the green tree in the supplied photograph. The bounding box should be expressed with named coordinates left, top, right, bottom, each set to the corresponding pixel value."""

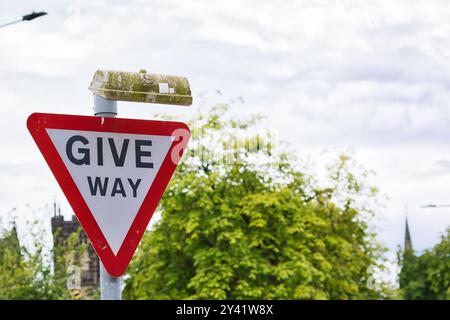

left=0, top=224, right=64, bottom=299
left=124, top=105, right=392, bottom=299
left=399, top=228, right=450, bottom=300
left=0, top=226, right=36, bottom=299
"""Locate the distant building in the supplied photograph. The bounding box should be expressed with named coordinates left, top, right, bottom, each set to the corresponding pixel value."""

left=50, top=202, right=100, bottom=289
left=404, top=217, right=413, bottom=252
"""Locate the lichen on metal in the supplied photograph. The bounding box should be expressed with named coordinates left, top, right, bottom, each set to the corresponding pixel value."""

left=89, top=69, right=192, bottom=106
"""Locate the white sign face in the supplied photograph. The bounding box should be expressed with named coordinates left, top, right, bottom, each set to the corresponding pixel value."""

left=47, top=129, right=173, bottom=255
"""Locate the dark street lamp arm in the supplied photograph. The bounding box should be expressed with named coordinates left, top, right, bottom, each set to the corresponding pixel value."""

left=0, top=11, right=47, bottom=29
left=420, top=204, right=450, bottom=208
left=22, top=11, right=47, bottom=21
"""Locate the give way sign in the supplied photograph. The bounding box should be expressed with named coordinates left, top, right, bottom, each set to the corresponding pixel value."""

left=27, top=113, right=190, bottom=276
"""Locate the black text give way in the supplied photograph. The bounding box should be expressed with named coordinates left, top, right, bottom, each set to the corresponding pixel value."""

left=66, top=135, right=154, bottom=198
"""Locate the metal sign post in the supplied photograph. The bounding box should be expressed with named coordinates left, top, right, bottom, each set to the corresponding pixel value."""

left=89, top=70, right=192, bottom=300
left=100, top=262, right=122, bottom=300
left=93, top=94, right=122, bottom=300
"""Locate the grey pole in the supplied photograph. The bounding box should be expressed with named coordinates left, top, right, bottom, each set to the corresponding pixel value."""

left=0, top=19, right=22, bottom=29
left=93, top=94, right=122, bottom=300
left=94, top=94, right=117, bottom=117
left=100, top=263, right=122, bottom=300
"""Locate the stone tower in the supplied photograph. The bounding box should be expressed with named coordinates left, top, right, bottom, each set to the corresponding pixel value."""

left=50, top=202, right=100, bottom=289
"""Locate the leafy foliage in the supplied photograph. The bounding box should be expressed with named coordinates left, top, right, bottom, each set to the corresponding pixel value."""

left=399, top=228, right=450, bottom=300
left=124, top=105, right=391, bottom=299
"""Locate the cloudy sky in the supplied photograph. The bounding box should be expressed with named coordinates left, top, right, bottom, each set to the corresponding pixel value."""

left=1, top=0, right=449, bottom=271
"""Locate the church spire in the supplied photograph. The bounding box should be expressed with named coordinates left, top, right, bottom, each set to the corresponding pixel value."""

left=404, top=218, right=413, bottom=251
left=404, top=205, right=413, bottom=252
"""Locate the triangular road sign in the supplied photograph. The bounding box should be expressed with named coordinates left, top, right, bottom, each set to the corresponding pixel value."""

left=27, top=113, right=190, bottom=276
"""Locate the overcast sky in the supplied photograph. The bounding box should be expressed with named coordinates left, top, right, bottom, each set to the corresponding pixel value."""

left=1, top=0, right=449, bottom=272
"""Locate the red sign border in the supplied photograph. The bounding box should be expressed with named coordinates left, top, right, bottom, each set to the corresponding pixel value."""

left=27, top=113, right=190, bottom=277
